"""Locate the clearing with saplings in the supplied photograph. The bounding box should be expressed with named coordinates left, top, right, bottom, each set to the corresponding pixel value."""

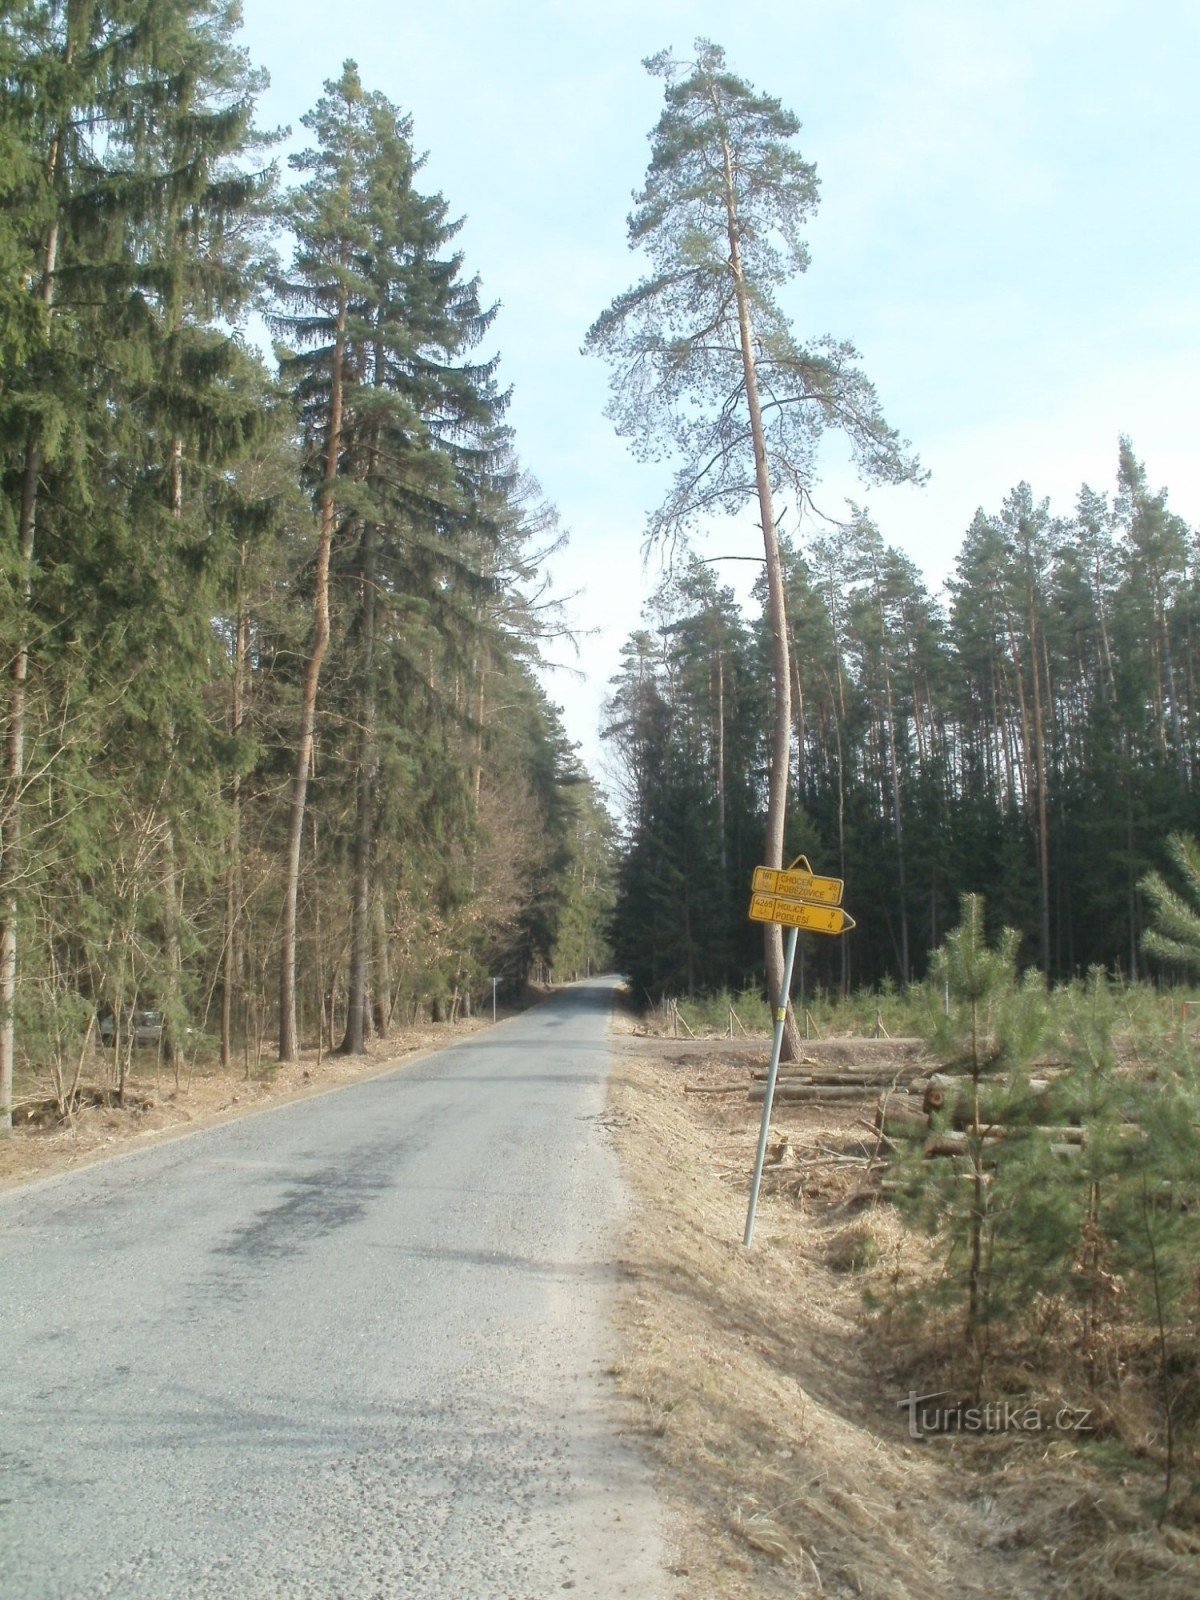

left=609, top=905, right=1200, bottom=1597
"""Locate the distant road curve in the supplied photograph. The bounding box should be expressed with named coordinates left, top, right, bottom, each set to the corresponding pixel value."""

left=0, top=977, right=665, bottom=1599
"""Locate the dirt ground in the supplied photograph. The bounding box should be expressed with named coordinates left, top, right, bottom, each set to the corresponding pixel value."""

left=607, top=1017, right=1200, bottom=1600
left=0, top=998, right=542, bottom=1192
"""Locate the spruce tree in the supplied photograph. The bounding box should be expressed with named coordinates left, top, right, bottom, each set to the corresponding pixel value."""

left=272, top=62, right=507, bottom=1057
left=270, top=64, right=374, bottom=1061
left=0, top=0, right=269, bottom=1123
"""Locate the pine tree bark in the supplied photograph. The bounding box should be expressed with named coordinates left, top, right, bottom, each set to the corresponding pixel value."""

left=717, top=122, right=802, bottom=1061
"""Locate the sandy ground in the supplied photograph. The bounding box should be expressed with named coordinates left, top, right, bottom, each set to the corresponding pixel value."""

left=606, top=1019, right=1200, bottom=1600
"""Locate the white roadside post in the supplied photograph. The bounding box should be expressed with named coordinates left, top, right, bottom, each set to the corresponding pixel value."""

left=743, top=925, right=800, bottom=1247
left=490, top=976, right=499, bottom=1022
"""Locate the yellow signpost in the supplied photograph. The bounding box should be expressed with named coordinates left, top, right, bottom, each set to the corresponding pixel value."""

left=748, top=896, right=856, bottom=934
left=744, top=856, right=856, bottom=1247
left=751, top=857, right=844, bottom=907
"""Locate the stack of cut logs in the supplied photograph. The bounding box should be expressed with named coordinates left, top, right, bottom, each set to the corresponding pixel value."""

left=732, top=1039, right=1140, bottom=1169
left=743, top=1037, right=931, bottom=1107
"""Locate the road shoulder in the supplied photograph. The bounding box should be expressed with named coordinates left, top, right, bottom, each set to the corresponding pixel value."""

left=604, top=1032, right=1185, bottom=1600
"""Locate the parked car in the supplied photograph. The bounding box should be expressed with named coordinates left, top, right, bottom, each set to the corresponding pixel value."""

left=97, top=1009, right=164, bottom=1049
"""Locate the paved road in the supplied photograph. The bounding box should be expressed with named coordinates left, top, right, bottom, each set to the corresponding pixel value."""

left=0, top=979, right=665, bottom=1599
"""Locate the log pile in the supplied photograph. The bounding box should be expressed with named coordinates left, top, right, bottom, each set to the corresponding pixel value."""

left=734, top=1043, right=1116, bottom=1177
left=742, top=1037, right=932, bottom=1109
left=686, top=1035, right=1158, bottom=1207
left=871, top=1068, right=1147, bottom=1178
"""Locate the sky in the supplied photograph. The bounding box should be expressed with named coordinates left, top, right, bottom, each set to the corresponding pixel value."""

left=237, top=0, right=1200, bottom=786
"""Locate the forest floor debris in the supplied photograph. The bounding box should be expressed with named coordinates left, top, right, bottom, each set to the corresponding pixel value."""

left=607, top=1015, right=1200, bottom=1600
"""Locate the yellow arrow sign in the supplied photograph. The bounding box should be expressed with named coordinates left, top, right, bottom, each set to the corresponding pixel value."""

left=748, top=895, right=856, bottom=935
left=752, top=856, right=844, bottom=907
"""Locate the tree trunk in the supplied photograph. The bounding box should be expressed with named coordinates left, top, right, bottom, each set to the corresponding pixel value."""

left=717, top=124, right=802, bottom=1061
left=0, top=114, right=66, bottom=1130
left=371, top=893, right=391, bottom=1034
left=871, top=550, right=909, bottom=983
left=340, top=519, right=377, bottom=1055
left=221, top=586, right=248, bottom=1070
left=279, top=285, right=346, bottom=1061
left=0, top=453, right=39, bottom=1133
left=790, top=624, right=807, bottom=800
left=715, top=644, right=727, bottom=873
left=160, top=817, right=184, bottom=1070
left=1026, top=574, right=1052, bottom=979
left=823, top=558, right=851, bottom=997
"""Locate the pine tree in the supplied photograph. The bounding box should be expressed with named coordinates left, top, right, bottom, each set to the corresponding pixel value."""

left=586, top=39, right=921, bottom=1054
left=906, top=895, right=1049, bottom=1371
left=1141, top=833, right=1200, bottom=973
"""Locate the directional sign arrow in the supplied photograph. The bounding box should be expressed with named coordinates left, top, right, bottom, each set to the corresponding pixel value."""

left=751, top=859, right=844, bottom=907
left=747, top=895, right=856, bottom=934
left=771, top=899, right=856, bottom=935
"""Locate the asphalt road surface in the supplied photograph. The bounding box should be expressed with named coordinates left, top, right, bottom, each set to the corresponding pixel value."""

left=0, top=979, right=666, bottom=1599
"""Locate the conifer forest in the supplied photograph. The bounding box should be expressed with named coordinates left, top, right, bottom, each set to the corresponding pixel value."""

left=591, top=40, right=1200, bottom=1017
left=6, top=10, right=1200, bottom=1588
left=2, top=9, right=1198, bottom=1129
left=604, top=450, right=1199, bottom=1004
left=0, top=4, right=614, bottom=1129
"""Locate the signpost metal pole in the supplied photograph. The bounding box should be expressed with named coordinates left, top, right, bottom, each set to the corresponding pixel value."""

left=744, top=925, right=800, bottom=1247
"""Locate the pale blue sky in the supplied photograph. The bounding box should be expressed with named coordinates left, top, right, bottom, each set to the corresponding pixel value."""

left=239, top=0, right=1200, bottom=781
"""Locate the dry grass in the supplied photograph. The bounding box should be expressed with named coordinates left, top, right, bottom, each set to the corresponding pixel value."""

left=608, top=1035, right=1200, bottom=1600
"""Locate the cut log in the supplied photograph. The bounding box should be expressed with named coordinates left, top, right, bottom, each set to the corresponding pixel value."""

left=748, top=1084, right=882, bottom=1103
left=960, top=1123, right=1087, bottom=1143
left=752, top=1069, right=924, bottom=1087
left=924, top=1131, right=978, bottom=1158
left=874, top=1102, right=930, bottom=1136
left=923, top=1073, right=1054, bottom=1120
left=924, top=1129, right=1086, bottom=1160
left=750, top=1059, right=820, bottom=1077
